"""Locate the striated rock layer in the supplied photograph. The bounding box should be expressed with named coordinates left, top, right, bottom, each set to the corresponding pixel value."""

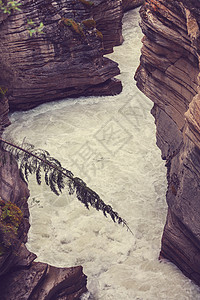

left=0, top=149, right=87, bottom=299
left=0, top=0, right=123, bottom=110
left=122, top=0, right=144, bottom=12
left=135, top=0, right=200, bottom=286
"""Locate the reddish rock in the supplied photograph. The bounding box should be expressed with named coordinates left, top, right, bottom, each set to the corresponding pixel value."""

left=135, top=0, right=200, bottom=286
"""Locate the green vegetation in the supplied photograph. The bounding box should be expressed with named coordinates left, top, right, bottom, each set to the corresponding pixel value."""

left=0, top=0, right=21, bottom=14
left=0, top=1, right=132, bottom=243
left=96, top=29, right=103, bottom=40
left=26, top=19, right=44, bottom=37
left=0, top=87, right=7, bottom=99
left=82, top=19, right=96, bottom=29
left=0, top=139, right=133, bottom=234
left=0, top=1, right=44, bottom=37
left=0, top=198, right=23, bottom=256
left=62, top=18, right=85, bottom=37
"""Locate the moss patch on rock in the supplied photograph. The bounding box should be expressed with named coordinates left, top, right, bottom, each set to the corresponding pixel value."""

left=96, top=29, right=103, bottom=40
left=78, top=0, right=94, bottom=7
left=82, top=19, right=96, bottom=29
left=0, top=199, right=23, bottom=256
left=61, top=18, right=85, bottom=37
left=0, top=87, right=7, bottom=100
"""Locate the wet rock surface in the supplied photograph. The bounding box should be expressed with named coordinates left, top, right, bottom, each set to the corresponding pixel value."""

left=135, top=0, right=200, bottom=286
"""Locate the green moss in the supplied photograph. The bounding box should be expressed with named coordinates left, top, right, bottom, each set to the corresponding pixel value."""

left=61, top=18, right=85, bottom=37
left=82, top=19, right=96, bottom=29
left=0, top=199, right=23, bottom=256
left=0, top=87, right=7, bottom=99
left=1, top=201, right=23, bottom=230
left=78, top=0, right=94, bottom=7
left=96, top=29, right=103, bottom=40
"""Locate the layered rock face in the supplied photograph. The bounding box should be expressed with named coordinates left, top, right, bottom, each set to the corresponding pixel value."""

left=122, top=0, right=144, bottom=12
left=0, top=150, right=87, bottom=299
left=93, top=0, right=123, bottom=54
left=135, top=0, right=200, bottom=286
left=0, top=0, right=123, bottom=110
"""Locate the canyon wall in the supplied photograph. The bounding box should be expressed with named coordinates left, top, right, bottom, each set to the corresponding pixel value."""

left=0, top=2, right=145, bottom=298
left=0, top=0, right=123, bottom=110
left=0, top=0, right=145, bottom=111
left=0, top=92, right=87, bottom=297
left=135, top=0, right=200, bottom=286
left=0, top=144, right=87, bottom=299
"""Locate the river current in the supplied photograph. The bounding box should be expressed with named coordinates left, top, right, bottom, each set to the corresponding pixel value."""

left=4, top=8, right=200, bottom=300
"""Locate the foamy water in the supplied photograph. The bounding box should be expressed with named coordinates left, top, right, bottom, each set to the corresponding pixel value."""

left=4, top=8, right=200, bottom=300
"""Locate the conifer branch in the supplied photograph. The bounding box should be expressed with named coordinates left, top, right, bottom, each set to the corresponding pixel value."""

left=0, top=138, right=133, bottom=234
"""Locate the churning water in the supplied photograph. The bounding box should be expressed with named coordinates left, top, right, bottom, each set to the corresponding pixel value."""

left=4, top=8, right=200, bottom=300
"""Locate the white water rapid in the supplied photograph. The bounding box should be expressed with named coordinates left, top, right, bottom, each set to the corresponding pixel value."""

left=4, top=8, right=200, bottom=300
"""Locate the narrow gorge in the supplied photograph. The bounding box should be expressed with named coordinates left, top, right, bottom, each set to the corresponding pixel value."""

left=1, top=0, right=200, bottom=299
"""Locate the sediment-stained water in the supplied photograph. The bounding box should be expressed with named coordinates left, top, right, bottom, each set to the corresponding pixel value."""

left=4, top=8, right=200, bottom=300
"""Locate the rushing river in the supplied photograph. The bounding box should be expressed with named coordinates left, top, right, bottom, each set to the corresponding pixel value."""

left=4, top=8, right=200, bottom=300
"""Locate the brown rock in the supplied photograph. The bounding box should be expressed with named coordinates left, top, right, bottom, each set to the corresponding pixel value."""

left=0, top=262, right=48, bottom=300
left=122, top=0, right=144, bottom=12
left=0, top=263, right=87, bottom=300
left=31, top=265, right=87, bottom=300
left=0, top=0, right=123, bottom=111
left=0, top=150, right=30, bottom=245
left=0, top=150, right=87, bottom=298
left=135, top=0, right=200, bottom=286
left=94, top=0, right=123, bottom=54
